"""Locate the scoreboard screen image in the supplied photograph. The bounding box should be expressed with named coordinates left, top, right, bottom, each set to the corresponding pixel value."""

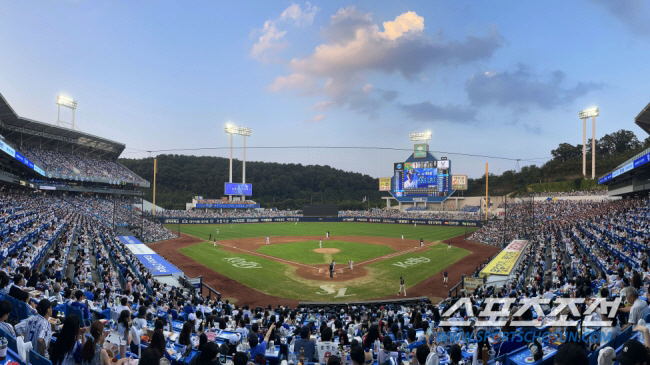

left=403, top=163, right=437, bottom=189
left=394, top=160, right=450, bottom=196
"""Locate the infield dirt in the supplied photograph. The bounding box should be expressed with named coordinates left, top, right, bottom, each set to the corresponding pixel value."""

left=149, top=233, right=500, bottom=306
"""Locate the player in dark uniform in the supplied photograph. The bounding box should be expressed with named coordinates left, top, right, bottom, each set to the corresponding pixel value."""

left=329, top=261, right=334, bottom=278
left=443, top=270, right=448, bottom=287
left=398, top=276, right=406, bottom=296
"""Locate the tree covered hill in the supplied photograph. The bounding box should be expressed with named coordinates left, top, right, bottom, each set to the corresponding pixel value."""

left=119, top=129, right=649, bottom=209
left=118, top=155, right=385, bottom=210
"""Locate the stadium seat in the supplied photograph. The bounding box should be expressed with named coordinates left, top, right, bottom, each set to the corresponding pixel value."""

left=30, top=349, right=52, bottom=365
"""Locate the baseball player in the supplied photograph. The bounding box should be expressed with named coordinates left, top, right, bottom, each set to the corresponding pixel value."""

left=414, top=222, right=417, bottom=228
left=398, top=276, right=406, bottom=296
left=443, top=270, right=448, bottom=287
left=329, top=261, right=334, bottom=278
left=447, top=242, right=451, bottom=251
left=209, top=233, right=212, bottom=240
left=349, top=260, right=354, bottom=270
left=401, top=233, right=404, bottom=242
left=326, top=231, right=330, bottom=239
left=420, top=238, right=423, bottom=247
left=266, top=236, right=270, bottom=245
left=213, top=239, right=216, bottom=248
left=295, top=222, right=297, bottom=226
left=319, top=240, right=322, bottom=249
left=216, top=228, right=219, bottom=235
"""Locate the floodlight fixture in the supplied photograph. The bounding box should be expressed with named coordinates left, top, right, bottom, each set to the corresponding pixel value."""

left=224, top=124, right=252, bottom=136
left=409, top=131, right=432, bottom=141
left=56, top=94, right=78, bottom=130
left=224, top=122, right=252, bottom=201
left=578, top=108, right=599, bottom=119
left=56, top=94, right=78, bottom=109
left=578, top=107, right=600, bottom=179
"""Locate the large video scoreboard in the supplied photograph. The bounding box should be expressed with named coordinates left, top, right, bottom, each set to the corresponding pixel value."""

left=393, top=159, right=450, bottom=197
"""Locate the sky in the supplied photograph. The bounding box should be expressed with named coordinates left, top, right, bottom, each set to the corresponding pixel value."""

left=1, top=0, right=649, bottom=179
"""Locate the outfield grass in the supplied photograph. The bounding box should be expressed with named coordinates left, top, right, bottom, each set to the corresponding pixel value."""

left=255, top=240, right=396, bottom=265
left=167, top=222, right=476, bottom=242
left=179, top=242, right=470, bottom=301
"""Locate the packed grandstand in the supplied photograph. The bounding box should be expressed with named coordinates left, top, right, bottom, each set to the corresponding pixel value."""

left=2, top=92, right=650, bottom=365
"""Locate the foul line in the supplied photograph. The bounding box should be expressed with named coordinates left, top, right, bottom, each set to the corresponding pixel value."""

left=211, top=240, right=441, bottom=271
left=215, top=242, right=322, bottom=270
left=355, top=242, right=438, bottom=267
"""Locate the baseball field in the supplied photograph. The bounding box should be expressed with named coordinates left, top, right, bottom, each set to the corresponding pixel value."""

left=149, top=222, right=499, bottom=306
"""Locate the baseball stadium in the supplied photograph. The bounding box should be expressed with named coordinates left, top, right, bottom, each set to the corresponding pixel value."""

left=1, top=3, right=650, bottom=365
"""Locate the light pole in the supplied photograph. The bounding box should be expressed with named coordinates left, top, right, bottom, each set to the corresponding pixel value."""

left=579, top=108, right=599, bottom=179
left=224, top=123, right=252, bottom=201
left=56, top=94, right=78, bottom=130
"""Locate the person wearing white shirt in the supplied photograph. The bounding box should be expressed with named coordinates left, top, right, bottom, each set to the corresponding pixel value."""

left=316, top=327, right=340, bottom=364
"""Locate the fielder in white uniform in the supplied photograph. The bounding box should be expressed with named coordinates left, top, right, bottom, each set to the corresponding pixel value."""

left=398, top=276, right=406, bottom=296
left=266, top=236, right=270, bottom=245
left=349, top=260, right=354, bottom=270
left=401, top=233, right=404, bottom=242
left=319, top=240, right=322, bottom=249
left=213, top=239, right=216, bottom=247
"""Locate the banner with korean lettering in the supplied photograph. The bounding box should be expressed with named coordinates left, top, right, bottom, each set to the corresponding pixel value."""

left=480, top=240, right=528, bottom=277
left=379, top=178, right=391, bottom=191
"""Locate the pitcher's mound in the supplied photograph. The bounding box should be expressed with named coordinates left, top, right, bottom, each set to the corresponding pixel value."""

left=314, top=248, right=340, bottom=254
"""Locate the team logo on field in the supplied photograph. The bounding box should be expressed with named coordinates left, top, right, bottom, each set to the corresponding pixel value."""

left=222, top=257, right=262, bottom=268
left=392, top=257, right=430, bottom=268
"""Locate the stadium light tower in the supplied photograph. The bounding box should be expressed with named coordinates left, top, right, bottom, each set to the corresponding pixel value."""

left=579, top=108, right=599, bottom=179
left=409, top=131, right=432, bottom=142
left=224, top=123, right=252, bottom=201
left=56, top=94, right=78, bottom=130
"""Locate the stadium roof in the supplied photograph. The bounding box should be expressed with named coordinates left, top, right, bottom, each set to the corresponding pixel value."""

left=0, top=93, right=126, bottom=160
left=635, top=102, right=650, bottom=135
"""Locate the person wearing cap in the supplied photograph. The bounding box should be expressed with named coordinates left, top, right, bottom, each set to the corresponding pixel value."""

left=15, top=298, right=53, bottom=358
left=249, top=323, right=275, bottom=361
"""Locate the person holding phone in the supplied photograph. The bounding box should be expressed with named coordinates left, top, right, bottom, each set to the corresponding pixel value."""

left=81, top=321, right=128, bottom=365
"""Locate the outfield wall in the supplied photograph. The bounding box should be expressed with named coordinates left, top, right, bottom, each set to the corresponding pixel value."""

left=157, top=216, right=483, bottom=227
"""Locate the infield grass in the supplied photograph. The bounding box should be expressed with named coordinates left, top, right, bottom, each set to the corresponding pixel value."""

left=255, top=240, right=396, bottom=265
left=179, top=241, right=470, bottom=301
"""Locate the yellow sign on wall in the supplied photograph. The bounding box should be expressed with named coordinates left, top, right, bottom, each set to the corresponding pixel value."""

left=480, top=240, right=528, bottom=277
left=451, top=175, right=467, bottom=190
left=464, top=277, right=484, bottom=291
left=379, top=178, right=391, bottom=191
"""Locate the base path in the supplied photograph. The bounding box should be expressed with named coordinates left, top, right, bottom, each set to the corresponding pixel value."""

left=149, top=234, right=300, bottom=307
left=149, top=233, right=501, bottom=306
left=402, top=236, right=501, bottom=299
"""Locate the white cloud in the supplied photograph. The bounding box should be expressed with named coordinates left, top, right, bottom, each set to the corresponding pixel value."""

left=268, top=7, right=503, bottom=119
left=268, top=73, right=314, bottom=92
left=311, top=101, right=333, bottom=110
left=251, top=3, right=319, bottom=62
left=281, top=2, right=319, bottom=27
left=251, top=21, right=288, bottom=61
left=309, top=114, right=325, bottom=122
left=379, top=11, right=424, bottom=40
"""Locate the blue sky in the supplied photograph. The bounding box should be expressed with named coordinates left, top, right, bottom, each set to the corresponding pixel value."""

left=1, top=0, right=649, bottom=178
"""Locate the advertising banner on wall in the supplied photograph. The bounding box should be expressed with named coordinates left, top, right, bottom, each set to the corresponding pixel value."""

left=451, top=175, right=467, bottom=190
left=379, top=178, right=391, bottom=191
left=480, top=240, right=528, bottom=277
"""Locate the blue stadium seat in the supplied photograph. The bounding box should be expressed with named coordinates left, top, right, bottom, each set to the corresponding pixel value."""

left=30, top=349, right=52, bottom=365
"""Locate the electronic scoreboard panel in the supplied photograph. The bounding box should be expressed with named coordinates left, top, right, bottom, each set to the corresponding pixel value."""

left=393, top=159, right=450, bottom=197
